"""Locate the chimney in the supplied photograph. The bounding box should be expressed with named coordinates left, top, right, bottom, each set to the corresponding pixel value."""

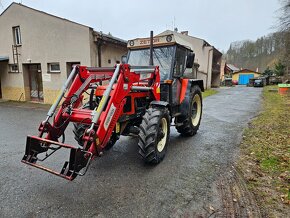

left=181, top=31, right=188, bottom=35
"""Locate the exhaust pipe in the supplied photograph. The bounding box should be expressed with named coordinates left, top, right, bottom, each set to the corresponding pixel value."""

left=149, top=31, right=153, bottom=66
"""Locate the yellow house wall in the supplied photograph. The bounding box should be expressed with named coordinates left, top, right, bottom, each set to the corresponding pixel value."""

left=43, top=89, right=91, bottom=105
left=232, top=72, right=260, bottom=81
left=1, top=87, right=26, bottom=101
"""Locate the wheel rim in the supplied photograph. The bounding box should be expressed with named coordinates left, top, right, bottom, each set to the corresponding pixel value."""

left=191, top=94, right=202, bottom=126
left=157, top=118, right=168, bottom=152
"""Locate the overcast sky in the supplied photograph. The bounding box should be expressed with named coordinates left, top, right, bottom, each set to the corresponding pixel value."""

left=0, top=0, right=281, bottom=51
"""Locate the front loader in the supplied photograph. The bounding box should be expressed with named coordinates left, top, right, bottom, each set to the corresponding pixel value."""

left=22, top=32, right=204, bottom=180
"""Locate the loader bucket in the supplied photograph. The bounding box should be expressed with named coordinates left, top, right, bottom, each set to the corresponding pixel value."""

left=22, top=135, right=92, bottom=181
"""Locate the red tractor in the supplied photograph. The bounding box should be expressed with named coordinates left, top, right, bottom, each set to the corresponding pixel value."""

left=22, top=32, right=204, bottom=180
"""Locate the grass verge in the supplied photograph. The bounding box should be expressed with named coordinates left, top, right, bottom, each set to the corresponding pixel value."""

left=202, top=89, right=218, bottom=98
left=238, top=86, right=290, bottom=217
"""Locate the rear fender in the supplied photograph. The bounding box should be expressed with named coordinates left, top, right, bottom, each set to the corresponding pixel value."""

left=179, top=79, right=203, bottom=117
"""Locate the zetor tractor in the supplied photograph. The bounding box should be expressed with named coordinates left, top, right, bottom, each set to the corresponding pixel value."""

left=22, top=32, right=204, bottom=180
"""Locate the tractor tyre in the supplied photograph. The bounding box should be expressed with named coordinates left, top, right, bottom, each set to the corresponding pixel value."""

left=175, top=85, right=202, bottom=136
left=73, top=103, right=117, bottom=150
left=138, top=107, right=170, bottom=164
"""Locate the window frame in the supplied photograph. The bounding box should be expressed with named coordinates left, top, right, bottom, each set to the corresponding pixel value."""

left=127, top=45, right=176, bottom=80
left=173, top=45, right=188, bottom=78
left=12, top=26, right=22, bottom=46
left=48, top=62, right=61, bottom=73
left=8, top=64, right=19, bottom=73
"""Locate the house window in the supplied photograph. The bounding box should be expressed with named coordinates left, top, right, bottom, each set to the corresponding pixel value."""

left=9, top=64, right=19, bottom=73
left=48, top=63, right=60, bottom=73
left=12, top=26, right=22, bottom=45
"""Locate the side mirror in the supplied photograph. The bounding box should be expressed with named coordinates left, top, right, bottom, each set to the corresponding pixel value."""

left=186, top=52, right=195, bottom=68
left=121, top=55, right=127, bottom=64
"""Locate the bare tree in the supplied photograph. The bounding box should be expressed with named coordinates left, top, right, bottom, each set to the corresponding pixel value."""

left=277, top=0, right=290, bottom=72
left=278, top=0, right=290, bottom=31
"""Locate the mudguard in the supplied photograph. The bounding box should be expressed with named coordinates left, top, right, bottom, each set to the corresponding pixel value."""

left=179, top=79, right=203, bottom=116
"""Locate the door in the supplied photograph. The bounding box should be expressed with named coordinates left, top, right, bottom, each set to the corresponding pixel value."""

left=172, top=46, right=187, bottom=105
left=28, top=64, right=43, bottom=101
left=0, top=78, right=2, bottom=99
left=66, top=62, right=80, bottom=87
left=239, top=74, right=254, bottom=85
left=66, top=62, right=80, bottom=78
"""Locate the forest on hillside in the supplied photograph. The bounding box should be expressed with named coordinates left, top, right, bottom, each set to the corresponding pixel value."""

left=226, top=0, right=290, bottom=74
left=226, top=31, right=287, bottom=72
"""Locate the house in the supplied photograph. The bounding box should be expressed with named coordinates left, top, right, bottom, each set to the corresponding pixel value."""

left=232, top=69, right=261, bottom=85
left=226, top=64, right=240, bottom=74
left=0, top=3, right=127, bottom=104
left=220, top=61, right=240, bottom=82
left=157, top=30, right=222, bottom=89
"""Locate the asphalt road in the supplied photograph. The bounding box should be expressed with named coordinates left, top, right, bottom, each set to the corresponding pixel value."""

left=0, top=86, right=262, bottom=217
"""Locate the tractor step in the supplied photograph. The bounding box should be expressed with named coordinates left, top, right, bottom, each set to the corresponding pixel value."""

left=22, top=135, right=92, bottom=180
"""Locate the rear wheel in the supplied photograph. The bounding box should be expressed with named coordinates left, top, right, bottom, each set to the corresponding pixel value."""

left=138, top=107, right=170, bottom=164
left=175, top=85, right=202, bottom=136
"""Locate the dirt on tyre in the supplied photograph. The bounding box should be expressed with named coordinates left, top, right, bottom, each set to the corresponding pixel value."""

left=175, top=85, right=202, bottom=136
left=138, top=107, right=170, bottom=164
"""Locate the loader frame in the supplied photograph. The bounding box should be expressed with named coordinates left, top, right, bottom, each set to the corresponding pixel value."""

left=22, top=64, right=161, bottom=180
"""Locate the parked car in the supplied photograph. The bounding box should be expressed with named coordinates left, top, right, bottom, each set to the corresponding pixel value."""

left=254, top=79, right=264, bottom=87
left=248, top=78, right=255, bottom=87
left=224, top=78, right=233, bottom=86
left=232, top=80, right=238, bottom=85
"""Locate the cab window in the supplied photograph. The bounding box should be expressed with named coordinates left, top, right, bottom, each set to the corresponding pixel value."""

left=173, top=46, right=187, bottom=77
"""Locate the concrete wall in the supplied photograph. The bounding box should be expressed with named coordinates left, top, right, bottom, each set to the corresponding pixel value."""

left=0, top=3, right=92, bottom=103
left=100, top=43, right=127, bottom=67
left=0, top=3, right=127, bottom=104
left=0, top=61, right=26, bottom=100
left=158, top=30, right=217, bottom=89
left=178, top=34, right=214, bottom=89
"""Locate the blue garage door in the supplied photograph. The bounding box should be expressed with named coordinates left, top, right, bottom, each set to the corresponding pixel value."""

left=239, top=74, right=254, bottom=85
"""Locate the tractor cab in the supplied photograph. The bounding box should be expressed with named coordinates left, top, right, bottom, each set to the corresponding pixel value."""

left=126, top=34, right=195, bottom=81
left=126, top=34, right=200, bottom=114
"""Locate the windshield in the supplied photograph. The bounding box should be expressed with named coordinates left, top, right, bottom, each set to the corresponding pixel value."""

left=127, top=46, right=175, bottom=80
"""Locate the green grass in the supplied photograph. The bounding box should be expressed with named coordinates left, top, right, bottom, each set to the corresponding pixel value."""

left=239, top=85, right=290, bottom=212
left=202, top=89, right=218, bottom=98
left=242, top=86, right=290, bottom=174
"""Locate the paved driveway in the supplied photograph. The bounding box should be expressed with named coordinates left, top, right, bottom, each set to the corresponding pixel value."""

left=0, top=86, right=262, bottom=217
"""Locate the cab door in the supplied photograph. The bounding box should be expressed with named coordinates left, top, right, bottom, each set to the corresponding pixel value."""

left=171, top=46, right=187, bottom=106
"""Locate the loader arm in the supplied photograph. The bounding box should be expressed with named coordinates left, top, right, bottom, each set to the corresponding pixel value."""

left=22, top=64, right=160, bottom=180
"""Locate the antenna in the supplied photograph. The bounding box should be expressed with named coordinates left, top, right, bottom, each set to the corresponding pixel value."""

left=173, top=16, right=176, bottom=30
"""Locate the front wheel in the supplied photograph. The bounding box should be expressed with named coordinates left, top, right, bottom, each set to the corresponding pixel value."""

left=138, top=107, right=170, bottom=164
left=73, top=103, right=118, bottom=150
left=175, top=85, right=202, bottom=136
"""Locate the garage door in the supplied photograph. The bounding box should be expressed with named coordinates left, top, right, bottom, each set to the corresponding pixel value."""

left=239, top=74, right=254, bottom=85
